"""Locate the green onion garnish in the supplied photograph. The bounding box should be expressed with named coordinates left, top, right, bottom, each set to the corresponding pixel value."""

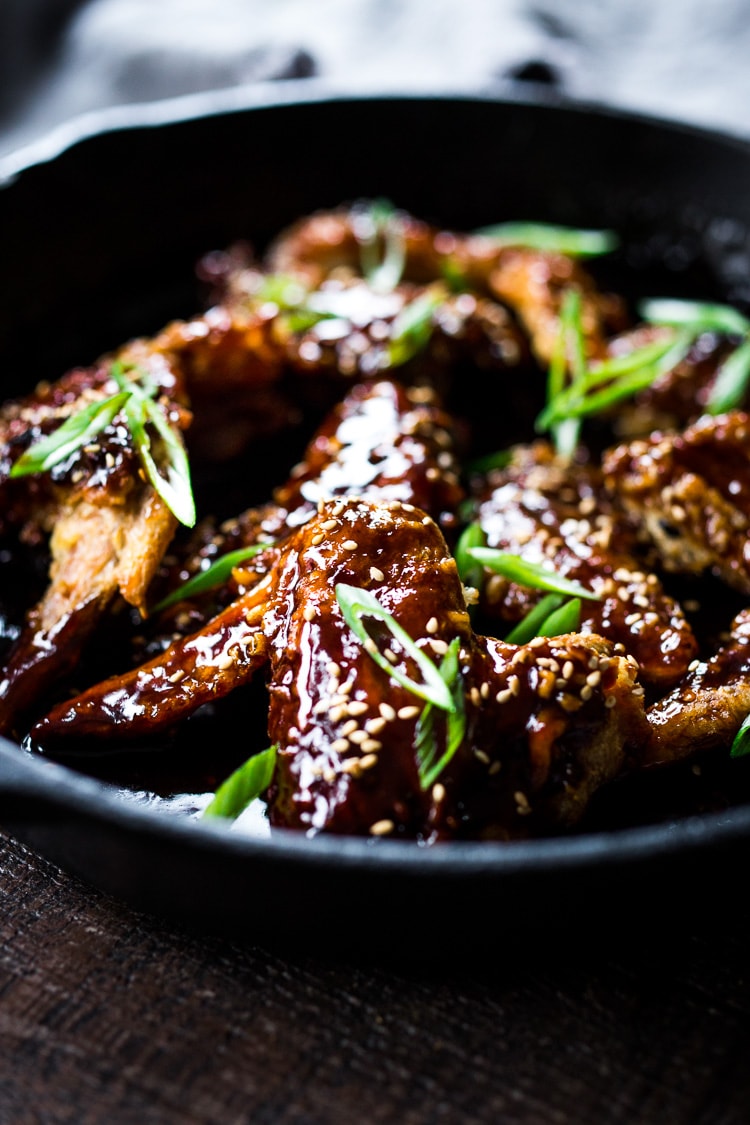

left=730, top=714, right=750, bottom=759
left=414, top=637, right=465, bottom=791
left=387, top=283, right=447, bottom=368
left=10, top=390, right=131, bottom=478
left=111, top=363, right=196, bottom=528
left=504, top=593, right=564, bottom=645
left=335, top=583, right=455, bottom=712
left=202, top=744, right=278, bottom=820
left=454, top=522, right=487, bottom=591
left=706, top=339, right=750, bottom=414
left=355, top=200, right=406, bottom=294
left=639, top=298, right=750, bottom=337
left=152, top=543, right=270, bottom=614
left=466, top=548, right=600, bottom=601
left=537, top=596, right=582, bottom=637
left=639, top=298, right=750, bottom=415
left=465, top=447, right=512, bottom=475
left=476, top=222, right=618, bottom=259
left=12, top=362, right=196, bottom=527
left=548, top=289, right=586, bottom=458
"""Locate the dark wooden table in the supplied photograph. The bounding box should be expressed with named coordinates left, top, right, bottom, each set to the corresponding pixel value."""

left=2, top=830, right=750, bottom=1124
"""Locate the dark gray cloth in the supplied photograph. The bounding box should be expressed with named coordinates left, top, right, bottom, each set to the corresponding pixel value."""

left=1, top=0, right=750, bottom=156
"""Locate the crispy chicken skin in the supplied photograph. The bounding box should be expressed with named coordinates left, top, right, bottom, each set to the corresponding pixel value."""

left=473, top=442, right=698, bottom=688
left=35, top=499, right=646, bottom=840
left=0, top=353, right=186, bottom=733
left=603, top=411, right=750, bottom=595
left=643, top=609, right=750, bottom=765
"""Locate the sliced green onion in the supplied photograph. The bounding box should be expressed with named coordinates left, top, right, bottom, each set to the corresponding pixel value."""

left=640, top=298, right=750, bottom=337
left=465, top=447, right=512, bottom=475
left=707, top=338, right=750, bottom=414
left=335, top=583, right=454, bottom=712
left=504, top=593, right=564, bottom=645
left=356, top=200, right=406, bottom=294
left=111, top=362, right=196, bottom=527
left=9, top=390, right=131, bottom=478
left=454, top=522, right=486, bottom=590
left=731, top=714, right=750, bottom=759
left=440, top=256, right=469, bottom=293
left=152, top=543, right=270, bottom=614
left=537, top=329, right=694, bottom=429
left=476, top=222, right=618, bottom=259
left=414, top=637, right=465, bottom=791
left=537, top=597, right=581, bottom=637
left=202, top=745, right=277, bottom=820
left=466, top=548, right=600, bottom=601
left=387, top=284, right=447, bottom=368
left=552, top=289, right=586, bottom=459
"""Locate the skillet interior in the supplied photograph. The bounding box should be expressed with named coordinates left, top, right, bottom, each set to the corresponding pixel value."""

left=1, top=89, right=750, bottom=947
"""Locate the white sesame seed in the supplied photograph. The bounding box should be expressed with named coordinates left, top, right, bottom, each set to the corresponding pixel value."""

left=310, top=532, right=325, bottom=546
left=580, top=685, right=593, bottom=702
left=342, top=540, right=358, bottom=550
left=380, top=703, right=397, bottom=721
left=430, top=639, right=449, bottom=656
left=586, top=670, right=601, bottom=687
left=348, top=700, right=368, bottom=716
left=562, top=661, right=575, bottom=681
left=349, top=729, right=368, bottom=745
left=359, top=753, right=379, bottom=771
left=426, top=616, right=439, bottom=635
left=369, top=566, right=385, bottom=582
left=432, top=783, right=446, bottom=803
left=340, top=720, right=358, bottom=737
left=398, top=705, right=420, bottom=720
left=303, top=604, right=316, bottom=622
left=369, top=819, right=395, bottom=836
left=474, top=749, right=490, bottom=765
left=365, top=717, right=386, bottom=735
left=361, top=738, right=382, bottom=753
left=488, top=761, right=502, bottom=776
left=320, top=519, right=338, bottom=531
left=331, top=738, right=350, bottom=754
left=495, top=688, right=512, bottom=704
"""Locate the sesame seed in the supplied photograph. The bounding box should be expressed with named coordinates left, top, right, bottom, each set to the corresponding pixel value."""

left=470, top=686, right=481, bottom=706
left=311, top=532, right=325, bottom=546
left=370, top=566, right=385, bottom=582
left=430, top=639, right=449, bottom=656
left=562, top=661, right=575, bottom=680
left=365, top=717, right=386, bottom=735
left=480, top=681, right=490, bottom=699
left=432, top=783, right=446, bottom=802
left=359, top=753, right=379, bottom=771
left=508, top=675, right=520, bottom=697
left=329, top=704, right=348, bottom=723
left=488, top=760, right=502, bottom=776
left=320, top=519, right=338, bottom=531
left=398, top=705, right=420, bottom=720
left=495, top=688, right=512, bottom=704
left=331, top=738, right=350, bottom=754
left=349, top=729, right=368, bottom=745
left=474, top=749, right=490, bottom=765
left=580, top=684, right=593, bottom=702
left=340, top=720, right=358, bottom=737
left=426, top=616, right=439, bottom=634
left=369, top=819, right=395, bottom=836
left=380, top=703, right=397, bottom=721
left=514, top=791, right=532, bottom=815
left=586, top=670, right=601, bottom=687
left=348, top=700, right=368, bottom=716
left=303, top=604, right=316, bottom=622
left=168, top=670, right=185, bottom=683
left=216, top=653, right=234, bottom=672
left=688, top=659, right=700, bottom=672
left=342, top=539, right=358, bottom=550
left=361, top=738, right=382, bottom=753
left=340, top=759, right=362, bottom=776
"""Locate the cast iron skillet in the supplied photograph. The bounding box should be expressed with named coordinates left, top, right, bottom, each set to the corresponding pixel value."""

left=2, top=86, right=750, bottom=949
